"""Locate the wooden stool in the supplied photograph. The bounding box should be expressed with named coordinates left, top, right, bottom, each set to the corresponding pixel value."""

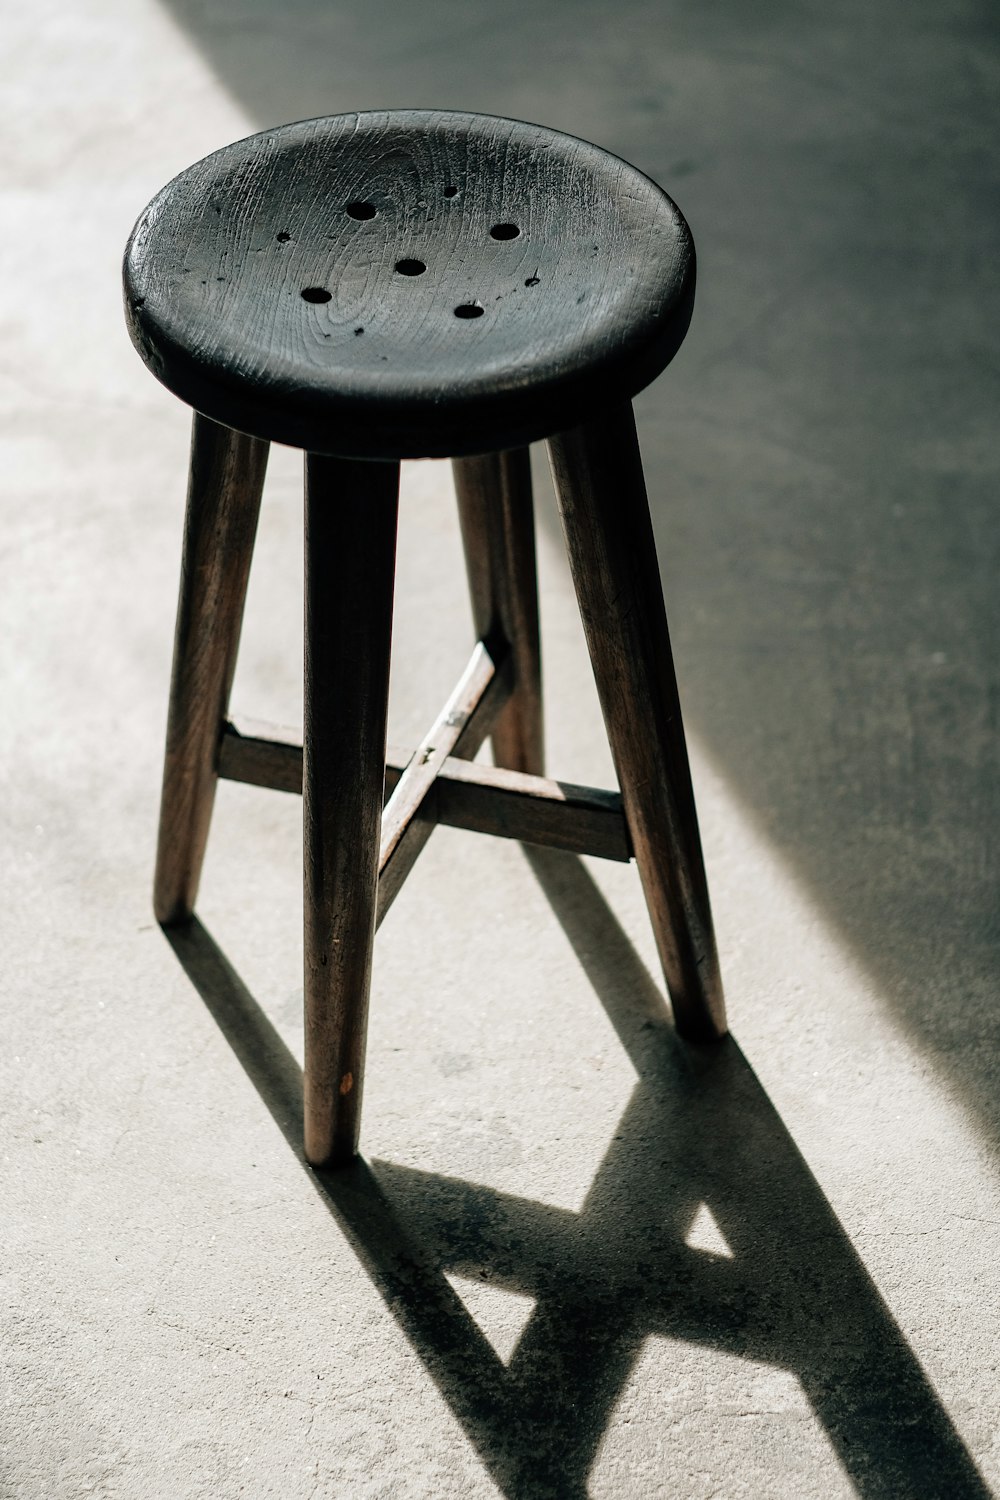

left=124, top=110, right=727, bottom=1168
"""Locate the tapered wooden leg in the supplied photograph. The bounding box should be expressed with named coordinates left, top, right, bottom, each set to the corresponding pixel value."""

left=547, top=403, right=727, bottom=1042
left=452, top=448, right=544, bottom=775
left=303, top=453, right=400, bottom=1167
left=153, top=414, right=269, bottom=926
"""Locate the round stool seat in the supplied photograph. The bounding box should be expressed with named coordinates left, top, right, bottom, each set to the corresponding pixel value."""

left=124, top=110, right=695, bottom=459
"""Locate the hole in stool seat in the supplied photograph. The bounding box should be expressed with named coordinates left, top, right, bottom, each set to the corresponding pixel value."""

left=443, top=185, right=459, bottom=198
left=394, top=258, right=426, bottom=276
left=345, top=201, right=377, bottom=220
left=454, top=302, right=484, bottom=319
left=301, top=286, right=332, bottom=303
left=490, top=223, right=520, bottom=240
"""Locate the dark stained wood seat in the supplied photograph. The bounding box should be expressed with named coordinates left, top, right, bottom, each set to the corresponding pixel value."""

left=125, top=110, right=726, bottom=1171
left=123, top=110, right=694, bottom=458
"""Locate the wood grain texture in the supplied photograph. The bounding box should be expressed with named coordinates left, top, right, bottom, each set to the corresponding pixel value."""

left=218, top=717, right=304, bottom=793
left=303, top=453, right=399, bottom=1168
left=452, top=448, right=544, bottom=775
left=430, top=759, right=630, bottom=862
left=219, top=719, right=630, bottom=861
left=547, top=402, right=727, bottom=1043
left=153, top=413, right=269, bottom=926
left=123, top=111, right=695, bottom=457
left=376, top=642, right=511, bottom=928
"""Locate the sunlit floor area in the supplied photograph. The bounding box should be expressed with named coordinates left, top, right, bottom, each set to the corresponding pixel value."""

left=2, top=0, right=998, bottom=1495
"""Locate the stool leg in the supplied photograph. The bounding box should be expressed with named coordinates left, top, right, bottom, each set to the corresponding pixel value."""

left=303, top=454, right=400, bottom=1167
left=153, top=414, right=269, bottom=926
left=452, top=449, right=544, bottom=775
left=547, top=402, right=727, bottom=1042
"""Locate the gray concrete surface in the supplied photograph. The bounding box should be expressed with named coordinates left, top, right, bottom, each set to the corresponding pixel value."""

left=2, top=0, right=999, bottom=1494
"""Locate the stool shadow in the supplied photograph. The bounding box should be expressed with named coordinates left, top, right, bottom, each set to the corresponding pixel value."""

left=165, top=864, right=989, bottom=1499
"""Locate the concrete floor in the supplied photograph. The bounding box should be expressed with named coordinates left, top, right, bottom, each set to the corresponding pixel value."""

left=2, top=0, right=999, bottom=1494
